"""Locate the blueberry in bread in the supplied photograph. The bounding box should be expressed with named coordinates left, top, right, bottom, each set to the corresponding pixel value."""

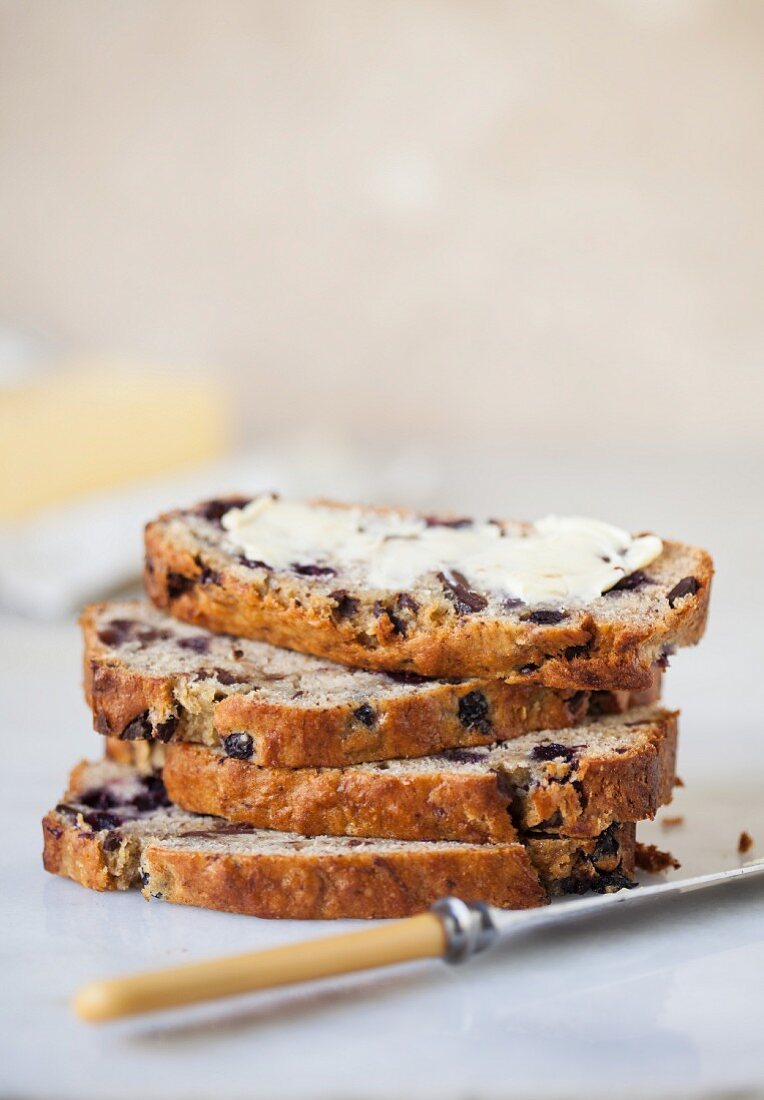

left=83, top=600, right=661, bottom=767
left=143, top=495, right=712, bottom=686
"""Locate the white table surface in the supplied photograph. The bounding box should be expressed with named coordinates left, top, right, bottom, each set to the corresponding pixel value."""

left=2, top=446, right=764, bottom=1100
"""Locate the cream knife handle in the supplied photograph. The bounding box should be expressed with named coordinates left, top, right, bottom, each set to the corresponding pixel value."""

left=73, top=910, right=450, bottom=1022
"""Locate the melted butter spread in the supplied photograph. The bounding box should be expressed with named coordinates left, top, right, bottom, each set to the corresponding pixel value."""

left=221, top=498, right=662, bottom=603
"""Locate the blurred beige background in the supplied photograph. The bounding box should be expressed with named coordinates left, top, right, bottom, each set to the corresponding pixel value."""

left=1, top=0, right=763, bottom=450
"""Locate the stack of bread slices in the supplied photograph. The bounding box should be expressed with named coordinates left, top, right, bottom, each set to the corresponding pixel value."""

left=43, top=495, right=713, bottom=919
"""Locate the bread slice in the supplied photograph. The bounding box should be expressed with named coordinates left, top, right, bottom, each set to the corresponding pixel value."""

left=143, top=496, right=712, bottom=686
left=42, top=761, right=636, bottom=918
left=83, top=600, right=660, bottom=767
left=154, top=706, right=676, bottom=843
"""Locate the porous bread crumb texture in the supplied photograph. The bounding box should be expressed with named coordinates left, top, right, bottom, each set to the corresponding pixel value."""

left=42, top=760, right=637, bottom=918
left=82, top=599, right=662, bottom=767
left=143, top=496, right=713, bottom=686
left=155, top=706, right=677, bottom=843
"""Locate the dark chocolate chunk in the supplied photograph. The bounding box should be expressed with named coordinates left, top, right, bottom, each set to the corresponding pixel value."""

left=502, top=597, right=525, bottom=612
left=177, top=635, right=210, bottom=654
left=556, top=876, right=594, bottom=896
left=223, top=732, right=254, bottom=759
left=194, top=668, right=239, bottom=685
left=119, top=711, right=153, bottom=741
left=438, top=570, right=487, bottom=614
left=424, top=515, right=473, bottom=529
left=591, top=870, right=635, bottom=893
left=387, top=611, right=406, bottom=636
left=521, top=609, right=567, bottom=626
left=353, top=704, right=377, bottom=727
left=389, top=592, right=419, bottom=634
left=101, top=832, right=122, bottom=852
left=96, top=619, right=137, bottom=646
left=214, top=668, right=240, bottom=686
left=374, top=592, right=419, bottom=636
left=438, top=747, right=487, bottom=765
left=667, top=576, right=700, bottom=607
left=154, top=715, right=179, bottom=742
left=386, top=670, right=433, bottom=686
left=136, top=627, right=172, bottom=645
left=166, top=572, right=195, bottom=600
left=239, top=556, right=271, bottom=570
left=178, top=823, right=258, bottom=839
left=54, top=802, right=78, bottom=818
left=98, top=621, right=172, bottom=647
left=196, top=497, right=252, bottom=524
left=131, top=775, right=170, bottom=812
left=457, top=690, right=492, bottom=734
left=530, top=741, right=579, bottom=764
left=396, top=593, right=419, bottom=614
left=557, top=871, right=635, bottom=896
left=79, top=787, right=118, bottom=810
left=83, top=810, right=123, bottom=831
left=564, top=643, right=591, bottom=660
left=590, top=823, right=620, bottom=863
left=330, top=590, right=360, bottom=619
left=291, top=563, right=337, bottom=577
left=606, top=569, right=652, bottom=595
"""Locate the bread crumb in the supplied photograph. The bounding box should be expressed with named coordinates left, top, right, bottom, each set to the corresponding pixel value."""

left=635, top=842, right=681, bottom=873
left=673, top=776, right=685, bottom=788
left=661, top=815, right=684, bottom=828
left=738, top=831, right=754, bottom=854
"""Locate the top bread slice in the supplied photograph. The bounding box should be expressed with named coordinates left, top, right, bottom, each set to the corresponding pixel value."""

left=144, top=496, right=712, bottom=687
left=83, top=600, right=659, bottom=767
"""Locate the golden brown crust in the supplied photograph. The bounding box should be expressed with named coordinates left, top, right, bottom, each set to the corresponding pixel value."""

left=159, top=710, right=677, bottom=843
left=82, top=602, right=662, bottom=767
left=42, top=811, right=116, bottom=891
left=141, top=842, right=547, bottom=919
left=83, top=639, right=175, bottom=742
left=144, top=511, right=713, bottom=687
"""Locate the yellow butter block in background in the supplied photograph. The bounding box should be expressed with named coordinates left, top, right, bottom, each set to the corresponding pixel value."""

left=0, top=361, right=229, bottom=519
